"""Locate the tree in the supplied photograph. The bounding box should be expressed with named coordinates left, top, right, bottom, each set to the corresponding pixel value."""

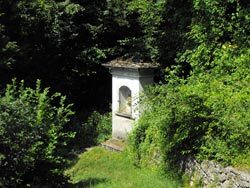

left=0, top=0, right=134, bottom=111
left=179, top=0, right=250, bottom=73
left=119, top=0, right=192, bottom=70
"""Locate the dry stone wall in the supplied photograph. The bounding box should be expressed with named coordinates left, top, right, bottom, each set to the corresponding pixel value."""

left=181, top=157, right=250, bottom=188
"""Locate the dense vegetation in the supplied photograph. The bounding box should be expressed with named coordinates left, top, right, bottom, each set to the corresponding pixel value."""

left=129, top=0, right=250, bottom=171
left=130, top=47, right=250, bottom=170
left=0, top=0, right=249, bottom=187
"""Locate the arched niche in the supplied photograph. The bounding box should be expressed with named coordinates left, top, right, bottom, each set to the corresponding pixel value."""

left=119, top=86, right=132, bottom=115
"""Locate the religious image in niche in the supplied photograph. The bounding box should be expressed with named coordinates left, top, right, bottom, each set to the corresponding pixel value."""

left=119, top=86, right=132, bottom=115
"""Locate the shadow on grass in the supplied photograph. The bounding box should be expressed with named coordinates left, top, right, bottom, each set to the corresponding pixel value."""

left=66, top=147, right=92, bottom=170
left=72, top=177, right=107, bottom=188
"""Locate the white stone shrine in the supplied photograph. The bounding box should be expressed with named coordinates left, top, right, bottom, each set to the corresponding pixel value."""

left=104, top=57, right=158, bottom=139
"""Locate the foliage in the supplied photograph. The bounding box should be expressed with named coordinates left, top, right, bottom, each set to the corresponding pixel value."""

left=0, top=79, right=74, bottom=187
left=0, top=0, right=116, bottom=111
left=129, top=81, right=214, bottom=167
left=65, top=147, right=181, bottom=188
left=179, top=0, right=250, bottom=72
left=74, top=111, right=112, bottom=148
left=179, top=0, right=250, bottom=167
left=95, top=112, right=112, bottom=144
left=1, top=0, right=249, bottom=177
left=129, top=0, right=250, bottom=170
left=0, top=0, right=193, bottom=113
left=123, top=0, right=192, bottom=67
left=130, top=48, right=250, bottom=170
left=197, top=48, right=250, bottom=167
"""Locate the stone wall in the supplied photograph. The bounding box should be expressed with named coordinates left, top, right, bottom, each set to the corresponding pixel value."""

left=181, top=157, right=250, bottom=188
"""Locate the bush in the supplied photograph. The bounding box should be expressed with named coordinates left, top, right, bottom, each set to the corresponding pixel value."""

left=129, top=47, right=250, bottom=170
left=74, top=111, right=112, bottom=148
left=0, top=79, right=75, bottom=188
left=198, top=48, right=250, bottom=167
left=129, top=83, right=214, bottom=168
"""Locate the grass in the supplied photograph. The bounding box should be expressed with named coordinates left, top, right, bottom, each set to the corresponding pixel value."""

left=65, top=147, right=181, bottom=188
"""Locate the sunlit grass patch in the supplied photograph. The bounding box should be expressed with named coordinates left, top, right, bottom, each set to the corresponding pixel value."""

left=66, top=147, right=181, bottom=188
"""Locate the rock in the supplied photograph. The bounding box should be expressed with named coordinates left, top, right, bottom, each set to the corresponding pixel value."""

left=181, top=157, right=250, bottom=188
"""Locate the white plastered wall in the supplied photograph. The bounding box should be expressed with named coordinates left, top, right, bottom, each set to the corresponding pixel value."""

left=111, top=71, right=154, bottom=139
left=112, top=75, right=139, bottom=139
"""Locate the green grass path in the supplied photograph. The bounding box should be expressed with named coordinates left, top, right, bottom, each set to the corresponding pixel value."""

left=65, top=147, right=181, bottom=188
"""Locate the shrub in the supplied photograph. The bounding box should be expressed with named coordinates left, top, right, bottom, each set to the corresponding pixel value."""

left=129, top=47, right=250, bottom=170
left=129, top=82, right=214, bottom=168
left=75, top=111, right=112, bottom=147
left=197, top=48, right=250, bottom=167
left=0, top=79, right=75, bottom=187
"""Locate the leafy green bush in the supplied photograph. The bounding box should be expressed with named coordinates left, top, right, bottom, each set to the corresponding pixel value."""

left=129, top=82, right=214, bottom=168
left=0, top=79, right=75, bottom=187
left=76, top=111, right=112, bottom=147
left=129, top=47, right=250, bottom=170
left=197, top=47, right=250, bottom=168
left=95, top=111, right=112, bottom=143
